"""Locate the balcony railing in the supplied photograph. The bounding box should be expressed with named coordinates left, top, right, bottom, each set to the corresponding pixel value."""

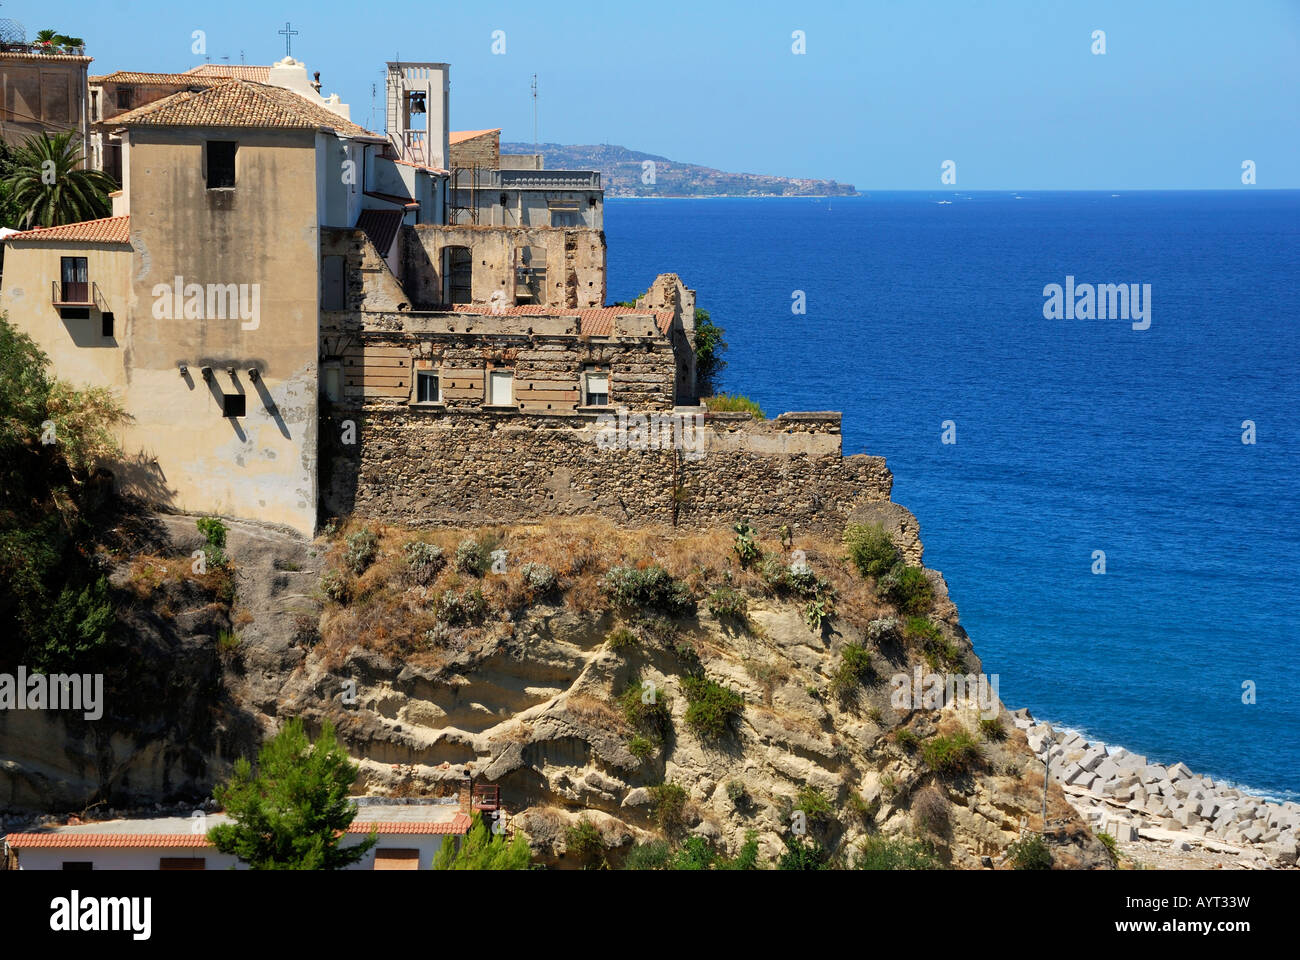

left=52, top=280, right=99, bottom=306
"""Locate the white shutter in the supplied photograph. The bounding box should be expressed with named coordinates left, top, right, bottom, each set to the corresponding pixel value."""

left=490, top=370, right=513, bottom=406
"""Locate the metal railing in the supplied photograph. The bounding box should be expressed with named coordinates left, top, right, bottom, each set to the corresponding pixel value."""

left=52, top=280, right=98, bottom=306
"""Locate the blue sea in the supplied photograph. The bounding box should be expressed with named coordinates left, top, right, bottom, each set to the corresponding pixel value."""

left=606, top=192, right=1300, bottom=802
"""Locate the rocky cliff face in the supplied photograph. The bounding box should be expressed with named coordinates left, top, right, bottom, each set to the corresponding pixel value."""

left=2, top=507, right=1110, bottom=870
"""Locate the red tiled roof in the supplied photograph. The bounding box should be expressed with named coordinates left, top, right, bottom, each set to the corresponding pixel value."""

left=356, top=208, right=404, bottom=256
left=449, top=129, right=500, bottom=145
left=4, top=216, right=130, bottom=244
left=391, top=158, right=450, bottom=175
left=112, top=80, right=380, bottom=139
left=5, top=814, right=472, bottom=848
left=453, top=304, right=672, bottom=336
left=0, top=52, right=92, bottom=63
left=184, top=64, right=272, bottom=81
left=90, top=71, right=223, bottom=86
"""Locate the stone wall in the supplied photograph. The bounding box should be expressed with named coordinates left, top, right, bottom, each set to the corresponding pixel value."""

left=449, top=130, right=500, bottom=170
left=321, top=409, right=892, bottom=535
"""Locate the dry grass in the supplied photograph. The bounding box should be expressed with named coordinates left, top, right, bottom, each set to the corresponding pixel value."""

left=564, top=693, right=627, bottom=734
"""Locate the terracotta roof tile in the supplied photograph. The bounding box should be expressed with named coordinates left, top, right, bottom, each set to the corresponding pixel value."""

left=453, top=304, right=672, bottom=336
left=449, top=129, right=501, bottom=145
left=112, top=80, right=381, bottom=139
left=0, top=52, right=92, bottom=63
left=4, top=215, right=130, bottom=244
left=184, top=64, right=272, bottom=81
left=89, top=71, right=223, bottom=86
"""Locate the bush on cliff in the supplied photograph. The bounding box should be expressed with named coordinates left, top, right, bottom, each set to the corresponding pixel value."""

left=403, top=540, right=445, bottom=584
left=829, top=642, right=876, bottom=699
left=921, top=731, right=981, bottom=777
left=1007, top=832, right=1053, bottom=870
left=602, top=564, right=695, bottom=616
left=879, top=563, right=934, bottom=615
left=705, top=393, right=766, bottom=419
left=854, top=835, right=943, bottom=870
left=681, top=674, right=744, bottom=740
left=844, top=522, right=901, bottom=579
left=454, top=537, right=491, bottom=577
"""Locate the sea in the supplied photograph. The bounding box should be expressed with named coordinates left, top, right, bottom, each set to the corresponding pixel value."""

left=606, top=191, right=1300, bottom=803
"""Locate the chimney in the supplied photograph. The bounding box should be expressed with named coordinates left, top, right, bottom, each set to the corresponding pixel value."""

left=310, top=71, right=322, bottom=93
left=458, top=776, right=472, bottom=814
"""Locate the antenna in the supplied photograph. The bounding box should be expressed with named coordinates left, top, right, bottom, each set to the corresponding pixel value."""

left=531, top=73, right=538, bottom=152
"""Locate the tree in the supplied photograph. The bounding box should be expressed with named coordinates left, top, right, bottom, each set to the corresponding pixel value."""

left=2, top=132, right=115, bottom=230
left=693, top=307, right=727, bottom=396
left=432, top=811, right=531, bottom=870
left=207, top=718, right=376, bottom=870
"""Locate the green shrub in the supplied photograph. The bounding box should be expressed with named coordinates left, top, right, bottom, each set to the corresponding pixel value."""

left=979, top=716, right=1007, bottom=741
left=726, top=780, right=750, bottom=807
left=216, top=628, right=242, bottom=652
left=669, top=835, right=717, bottom=871
left=344, top=528, right=379, bottom=575
left=31, top=576, right=115, bottom=671
left=794, top=785, right=835, bottom=826
left=758, top=555, right=790, bottom=593
left=1007, top=832, right=1053, bottom=870
left=829, top=642, right=876, bottom=698
left=623, top=839, right=672, bottom=870
left=894, top=728, right=919, bottom=752
left=732, top=521, right=761, bottom=568
left=680, top=674, right=744, bottom=740
left=777, top=833, right=831, bottom=870
left=404, top=541, right=445, bottom=584
left=879, top=563, right=933, bottom=615
left=707, top=393, right=765, bottom=419
left=520, top=561, right=557, bottom=596
left=707, top=586, right=748, bottom=623
left=454, top=537, right=491, bottom=576
left=565, top=819, right=607, bottom=869
left=606, top=626, right=638, bottom=652
left=1097, top=831, right=1119, bottom=861
left=437, top=587, right=487, bottom=625
left=921, top=731, right=981, bottom=777
left=904, top=616, right=963, bottom=670
left=619, top=681, right=673, bottom=744
left=649, top=782, right=688, bottom=833
left=843, top=522, right=901, bottom=579
left=196, top=516, right=227, bottom=550
left=627, top=735, right=654, bottom=762
left=717, top=830, right=761, bottom=870
left=602, top=565, right=694, bottom=616
left=319, top=569, right=349, bottom=604
left=854, top=835, right=943, bottom=870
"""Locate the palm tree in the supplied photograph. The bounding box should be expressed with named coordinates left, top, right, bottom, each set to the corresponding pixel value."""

left=34, top=29, right=61, bottom=52
left=2, top=132, right=115, bottom=229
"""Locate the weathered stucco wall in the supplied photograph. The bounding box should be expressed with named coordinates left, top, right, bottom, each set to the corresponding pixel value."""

left=321, top=409, right=892, bottom=535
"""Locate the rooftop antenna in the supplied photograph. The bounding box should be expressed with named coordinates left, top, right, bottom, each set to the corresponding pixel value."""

left=240, top=50, right=245, bottom=64
left=530, top=73, right=538, bottom=152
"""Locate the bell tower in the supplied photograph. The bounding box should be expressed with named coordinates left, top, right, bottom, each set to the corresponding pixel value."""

left=385, top=61, right=450, bottom=170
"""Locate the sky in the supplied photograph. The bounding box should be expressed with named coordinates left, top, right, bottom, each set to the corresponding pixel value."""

left=26, top=0, right=1300, bottom=189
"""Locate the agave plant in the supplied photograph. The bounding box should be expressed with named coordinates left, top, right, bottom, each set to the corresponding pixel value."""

left=2, top=132, right=115, bottom=229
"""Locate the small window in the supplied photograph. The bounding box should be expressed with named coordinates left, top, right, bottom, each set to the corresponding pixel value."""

left=549, top=201, right=582, bottom=228
left=489, top=369, right=513, bottom=406
left=416, top=371, right=440, bottom=403
left=207, top=141, right=237, bottom=189
left=322, top=365, right=342, bottom=402
left=116, top=87, right=133, bottom=110
left=59, top=307, right=90, bottom=320
left=102, top=311, right=114, bottom=338
left=584, top=370, right=609, bottom=406
left=322, top=255, right=345, bottom=310
left=222, top=394, right=246, bottom=418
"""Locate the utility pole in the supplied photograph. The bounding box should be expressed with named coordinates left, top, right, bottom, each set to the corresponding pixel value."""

left=1040, top=731, right=1055, bottom=829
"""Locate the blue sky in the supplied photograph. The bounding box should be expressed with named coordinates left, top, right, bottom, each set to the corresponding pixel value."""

left=31, top=0, right=1300, bottom=189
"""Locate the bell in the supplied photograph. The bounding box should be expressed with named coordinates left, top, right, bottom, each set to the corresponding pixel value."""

left=409, top=92, right=426, bottom=115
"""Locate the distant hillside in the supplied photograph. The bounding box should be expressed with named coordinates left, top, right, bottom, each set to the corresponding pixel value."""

left=501, top=142, right=857, bottom=198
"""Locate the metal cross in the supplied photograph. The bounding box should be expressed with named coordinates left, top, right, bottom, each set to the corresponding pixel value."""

left=278, top=21, right=298, bottom=57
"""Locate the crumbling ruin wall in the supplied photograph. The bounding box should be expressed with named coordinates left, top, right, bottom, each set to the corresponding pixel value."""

left=321, top=409, right=892, bottom=535
left=401, top=224, right=605, bottom=310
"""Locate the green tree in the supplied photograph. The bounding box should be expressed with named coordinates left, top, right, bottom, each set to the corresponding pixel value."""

left=432, top=811, right=531, bottom=870
left=207, top=718, right=376, bottom=870
left=693, top=308, right=727, bottom=396
left=3, top=132, right=115, bottom=230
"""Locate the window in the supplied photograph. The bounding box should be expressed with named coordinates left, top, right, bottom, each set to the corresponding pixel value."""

left=321, top=255, right=345, bottom=310
left=489, top=369, right=514, bottom=406
left=584, top=369, right=609, bottom=406
left=116, top=86, right=133, bottom=110
left=322, top=365, right=342, bottom=402
left=60, top=256, right=88, bottom=304
left=61, top=861, right=93, bottom=870
left=59, top=308, right=90, bottom=320
left=416, top=371, right=440, bottom=403
left=102, top=312, right=115, bottom=338
left=549, top=201, right=582, bottom=227
left=222, top=394, right=246, bottom=418
left=207, top=141, right=237, bottom=189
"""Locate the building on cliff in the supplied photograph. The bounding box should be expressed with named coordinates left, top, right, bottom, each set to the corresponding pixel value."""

left=0, top=54, right=892, bottom=539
